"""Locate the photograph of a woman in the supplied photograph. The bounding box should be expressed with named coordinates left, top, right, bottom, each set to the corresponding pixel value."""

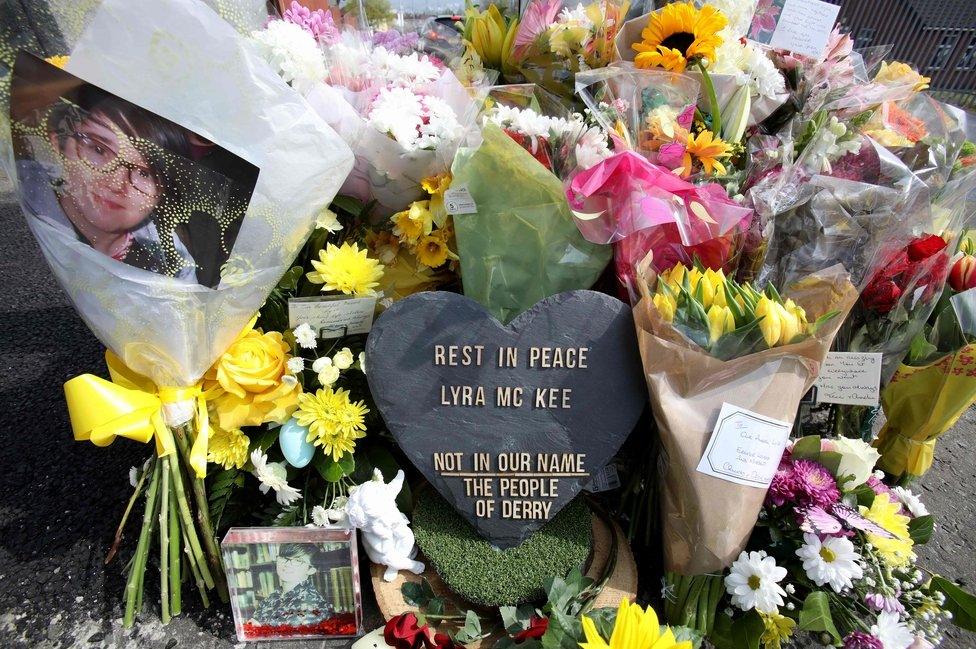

left=9, top=52, right=258, bottom=287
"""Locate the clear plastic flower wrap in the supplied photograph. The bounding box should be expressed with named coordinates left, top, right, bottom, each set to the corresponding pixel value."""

left=1, top=0, right=353, bottom=623
left=450, top=84, right=612, bottom=323
left=570, top=64, right=753, bottom=303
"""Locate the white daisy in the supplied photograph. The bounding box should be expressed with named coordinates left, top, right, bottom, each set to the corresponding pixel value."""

left=286, top=357, right=305, bottom=374
left=892, top=487, right=929, bottom=518
left=293, top=323, right=317, bottom=349
left=796, top=533, right=863, bottom=593
left=725, top=550, right=788, bottom=613
left=251, top=450, right=302, bottom=506
left=871, top=611, right=914, bottom=649
left=333, top=347, right=355, bottom=370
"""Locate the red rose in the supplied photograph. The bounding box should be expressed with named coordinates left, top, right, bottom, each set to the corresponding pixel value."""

left=950, top=254, right=976, bottom=292
left=861, top=278, right=902, bottom=314
left=385, top=613, right=431, bottom=649
left=428, top=633, right=461, bottom=649
left=503, top=129, right=553, bottom=170
left=906, top=234, right=947, bottom=262
left=512, top=616, right=549, bottom=643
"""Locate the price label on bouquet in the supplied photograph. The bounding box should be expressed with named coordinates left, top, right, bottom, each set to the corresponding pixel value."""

left=288, top=296, right=377, bottom=339
left=696, top=403, right=793, bottom=489
left=746, top=0, right=840, bottom=59
left=813, top=352, right=883, bottom=406
left=443, top=184, right=478, bottom=215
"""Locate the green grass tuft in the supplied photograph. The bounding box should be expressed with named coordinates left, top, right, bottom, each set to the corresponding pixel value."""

left=413, top=490, right=592, bottom=606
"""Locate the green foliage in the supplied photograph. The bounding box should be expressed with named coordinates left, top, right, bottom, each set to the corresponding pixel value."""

left=314, top=451, right=355, bottom=482
left=711, top=610, right=764, bottom=649
left=207, top=467, right=244, bottom=532
left=413, top=491, right=592, bottom=606
left=798, top=591, right=840, bottom=643
left=346, top=0, right=394, bottom=25
left=908, top=514, right=934, bottom=545
left=929, top=575, right=976, bottom=631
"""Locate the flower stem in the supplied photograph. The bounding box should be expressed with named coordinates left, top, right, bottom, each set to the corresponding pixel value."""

left=123, top=459, right=162, bottom=628
left=696, top=61, right=722, bottom=135
left=166, top=444, right=215, bottom=590
left=159, top=457, right=171, bottom=624
left=169, top=476, right=182, bottom=616
left=172, top=422, right=227, bottom=602
left=107, top=456, right=154, bottom=565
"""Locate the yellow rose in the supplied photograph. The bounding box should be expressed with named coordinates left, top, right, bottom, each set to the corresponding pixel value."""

left=203, top=329, right=301, bottom=429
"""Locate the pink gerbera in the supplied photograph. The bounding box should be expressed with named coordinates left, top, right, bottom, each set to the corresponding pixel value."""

left=792, top=459, right=841, bottom=508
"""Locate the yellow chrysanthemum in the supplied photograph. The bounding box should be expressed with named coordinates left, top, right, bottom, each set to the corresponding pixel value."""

left=683, top=130, right=732, bottom=176
left=861, top=493, right=914, bottom=568
left=580, top=599, right=691, bottom=649
left=760, top=612, right=796, bottom=649
left=294, top=387, right=369, bottom=461
left=207, top=426, right=251, bottom=470
left=306, top=242, right=384, bottom=296
left=632, top=2, right=726, bottom=73
left=45, top=55, right=69, bottom=69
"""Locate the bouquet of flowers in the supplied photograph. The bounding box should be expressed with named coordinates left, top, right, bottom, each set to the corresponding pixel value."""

left=1, top=0, right=354, bottom=625
left=874, top=248, right=976, bottom=480
left=632, top=261, right=857, bottom=574
left=450, top=83, right=613, bottom=323
left=664, top=435, right=976, bottom=649
left=250, top=4, right=484, bottom=218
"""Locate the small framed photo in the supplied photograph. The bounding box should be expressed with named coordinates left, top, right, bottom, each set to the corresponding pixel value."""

left=221, top=527, right=363, bottom=642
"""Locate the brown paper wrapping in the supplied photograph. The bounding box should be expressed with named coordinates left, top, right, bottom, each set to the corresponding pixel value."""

left=633, top=264, right=858, bottom=574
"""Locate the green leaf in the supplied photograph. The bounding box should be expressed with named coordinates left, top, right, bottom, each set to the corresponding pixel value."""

left=710, top=611, right=763, bottom=649
left=818, top=451, right=844, bottom=478
left=851, top=484, right=877, bottom=508
left=930, top=576, right=976, bottom=631
left=798, top=591, right=840, bottom=643
left=401, top=579, right=435, bottom=608
left=331, top=194, right=365, bottom=216
left=790, top=436, right=822, bottom=461
left=314, top=452, right=355, bottom=482
left=812, top=310, right=841, bottom=333
left=909, top=514, right=934, bottom=545
left=455, top=610, right=487, bottom=644
left=500, top=606, right=521, bottom=633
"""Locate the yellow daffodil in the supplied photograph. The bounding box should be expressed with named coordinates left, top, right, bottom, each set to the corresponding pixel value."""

left=683, top=130, right=732, bottom=176
left=421, top=173, right=452, bottom=223
left=392, top=208, right=424, bottom=244
left=416, top=229, right=456, bottom=268
left=760, top=612, right=796, bottom=649
left=632, top=2, right=726, bottom=73
left=207, top=425, right=251, bottom=470
left=861, top=493, right=914, bottom=568
left=580, top=599, right=691, bottom=649
left=707, top=304, right=735, bottom=343
left=294, top=387, right=369, bottom=462
left=306, top=242, right=384, bottom=297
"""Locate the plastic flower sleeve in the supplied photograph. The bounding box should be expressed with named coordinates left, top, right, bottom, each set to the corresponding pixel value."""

left=1, top=0, right=354, bottom=389
left=451, top=122, right=611, bottom=324
left=633, top=263, right=857, bottom=574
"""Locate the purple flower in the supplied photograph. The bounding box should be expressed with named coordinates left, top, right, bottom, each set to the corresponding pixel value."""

left=792, top=458, right=842, bottom=508
left=282, top=1, right=339, bottom=44
left=767, top=465, right=799, bottom=507
left=372, top=29, right=420, bottom=55
left=843, top=631, right=884, bottom=649
left=865, top=592, right=906, bottom=614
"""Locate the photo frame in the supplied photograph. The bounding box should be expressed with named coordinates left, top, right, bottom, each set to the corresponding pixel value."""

left=221, top=527, right=363, bottom=642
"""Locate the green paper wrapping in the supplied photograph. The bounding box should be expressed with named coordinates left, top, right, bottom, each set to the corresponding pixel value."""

left=451, top=123, right=611, bottom=323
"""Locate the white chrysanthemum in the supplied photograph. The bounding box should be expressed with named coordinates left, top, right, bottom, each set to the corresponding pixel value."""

left=312, top=356, right=333, bottom=373
left=318, top=365, right=340, bottom=386
left=705, top=0, right=758, bottom=37
left=558, top=3, right=595, bottom=29
left=485, top=105, right=556, bottom=140
left=311, top=496, right=349, bottom=527
left=871, top=611, right=914, bottom=649
left=710, top=35, right=785, bottom=101
left=367, top=87, right=462, bottom=151
left=286, top=357, right=305, bottom=374
left=358, top=351, right=367, bottom=373
left=369, top=46, right=441, bottom=87
left=725, top=550, right=788, bottom=613
left=333, top=347, right=355, bottom=370
left=796, top=533, right=864, bottom=593
left=575, top=126, right=612, bottom=169
left=251, top=450, right=302, bottom=506
left=892, top=487, right=930, bottom=518
left=315, top=208, right=342, bottom=233
left=293, top=322, right=317, bottom=349
left=250, top=20, right=325, bottom=93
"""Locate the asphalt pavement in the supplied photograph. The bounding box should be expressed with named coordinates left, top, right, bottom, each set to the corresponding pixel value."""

left=0, top=175, right=973, bottom=648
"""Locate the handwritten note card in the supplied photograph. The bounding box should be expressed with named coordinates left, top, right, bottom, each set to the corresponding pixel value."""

left=814, top=351, right=883, bottom=406
left=697, top=403, right=793, bottom=488
left=288, top=296, right=377, bottom=338
left=748, top=0, right=840, bottom=60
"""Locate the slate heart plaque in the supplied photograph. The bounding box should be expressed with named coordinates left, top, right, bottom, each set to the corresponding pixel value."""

left=365, top=290, right=646, bottom=548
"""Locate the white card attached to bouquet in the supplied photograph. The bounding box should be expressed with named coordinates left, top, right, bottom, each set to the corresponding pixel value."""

left=444, top=184, right=478, bottom=215
left=288, top=296, right=377, bottom=339
left=747, top=0, right=840, bottom=60
left=697, top=403, right=793, bottom=488
left=814, top=352, right=883, bottom=406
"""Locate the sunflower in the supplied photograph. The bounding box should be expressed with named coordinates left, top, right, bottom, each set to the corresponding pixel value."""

left=580, top=599, right=691, bottom=649
left=632, top=2, right=726, bottom=73
left=682, top=130, right=732, bottom=176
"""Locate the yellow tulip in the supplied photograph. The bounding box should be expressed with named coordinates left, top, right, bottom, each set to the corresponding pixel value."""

left=777, top=303, right=800, bottom=345
left=755, top=296, right=782, bottom=347
left=785, top=298, right=808, bottom=326
left=707, top=304, right=735, bottom=343
left=705, top=268, right=727, bottom=307
left=688, top=268, right=715, bottom=308
left=467, top=5, right=508, bottom=69
left=653, top=292, right=676, bottom=322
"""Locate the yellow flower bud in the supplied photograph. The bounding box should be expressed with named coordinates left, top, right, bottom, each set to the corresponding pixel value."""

left=755, top=296, right=782, bottom=347
left=707, top=304, right=735, bottom=343
left=653, top=292, right=676, bottom=322
left=705, top=268, right=727, bottom=307
left=688, top=268, right=715, bottom=308
left=777, top=303, right=800, bottom=345
left=785, top=299, right=808, bottom=326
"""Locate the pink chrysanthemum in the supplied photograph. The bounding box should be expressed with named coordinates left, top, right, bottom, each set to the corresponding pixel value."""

left=843, top=631, right=883, bottom=649
left=766, top=466, right=799, bottom=507
left=282, top=0, right=339, bottom=44
left=792, top=459, right=841, bottom=508
left=866, top=475, right=897, bottom=502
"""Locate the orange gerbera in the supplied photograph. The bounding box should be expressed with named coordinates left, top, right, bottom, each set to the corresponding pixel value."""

left=632, top=2, right=726, bottom=72
left=682, top=130, right=731, bottom=176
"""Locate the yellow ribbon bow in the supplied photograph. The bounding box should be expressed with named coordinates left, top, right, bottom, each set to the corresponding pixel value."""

left=64, top=351, right=211, bottom=478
